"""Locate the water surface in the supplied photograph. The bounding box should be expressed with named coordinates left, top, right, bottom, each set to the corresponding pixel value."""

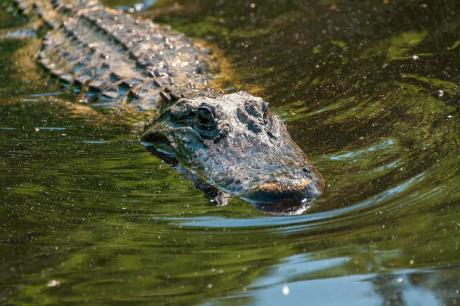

left=1, top=0, right=460, bottom=305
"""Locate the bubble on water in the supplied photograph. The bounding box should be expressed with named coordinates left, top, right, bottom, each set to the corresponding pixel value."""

left=47, top=280, right=61, bottom=287
left=282, top=284, right=290, bottom=295
left=134, top=3, right=144, bottom=11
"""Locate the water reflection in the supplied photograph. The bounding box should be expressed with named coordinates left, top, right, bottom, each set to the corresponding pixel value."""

left=166, top=170, right=426, bottom=234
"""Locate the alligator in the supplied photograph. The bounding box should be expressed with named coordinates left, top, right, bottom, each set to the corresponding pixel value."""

left=11, top=0, right=324, bottom=214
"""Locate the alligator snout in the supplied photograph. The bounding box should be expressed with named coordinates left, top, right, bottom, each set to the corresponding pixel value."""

left=244, top=177, right=323, bottom=214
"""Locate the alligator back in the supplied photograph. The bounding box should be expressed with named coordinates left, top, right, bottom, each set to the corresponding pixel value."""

left=15, top=0, right=211, bottom=110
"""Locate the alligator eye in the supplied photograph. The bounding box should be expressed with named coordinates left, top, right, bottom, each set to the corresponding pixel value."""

left=196, top=107, right=216, bottom=130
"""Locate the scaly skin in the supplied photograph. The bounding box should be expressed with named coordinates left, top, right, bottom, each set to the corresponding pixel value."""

left=14, top=0, right=324, bottom=214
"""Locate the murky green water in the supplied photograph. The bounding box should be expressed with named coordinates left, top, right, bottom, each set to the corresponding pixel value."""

left=1, top=0, right=460, bottom=305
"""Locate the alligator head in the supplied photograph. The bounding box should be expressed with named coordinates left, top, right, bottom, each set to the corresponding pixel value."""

left=142, top=91, right=324, bottom=214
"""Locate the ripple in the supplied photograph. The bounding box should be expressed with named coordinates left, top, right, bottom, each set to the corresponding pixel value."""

left=156, top=171, right=427, bottom=232
left=329, top=138, right=396, bottom=161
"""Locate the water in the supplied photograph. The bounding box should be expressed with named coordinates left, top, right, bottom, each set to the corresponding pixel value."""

left=1, top=0, right=460, bottom=305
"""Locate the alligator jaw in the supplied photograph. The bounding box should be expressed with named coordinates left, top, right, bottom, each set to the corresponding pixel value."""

left=243, top=178, right=323, bottom=215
